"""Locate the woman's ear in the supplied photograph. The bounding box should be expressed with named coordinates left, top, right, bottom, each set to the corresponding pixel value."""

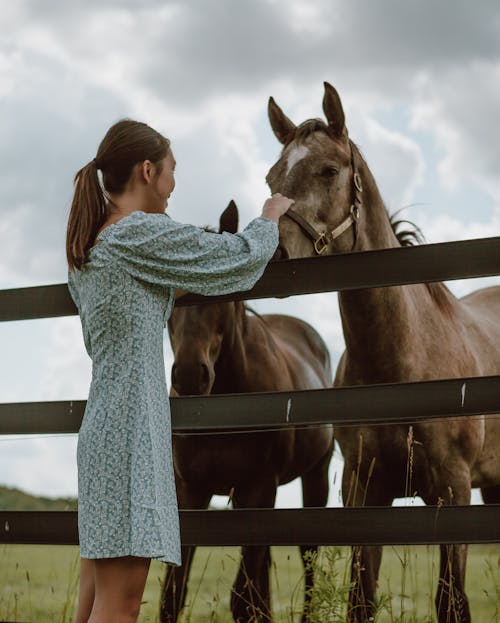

left=140, top=160, right=154, bottom=184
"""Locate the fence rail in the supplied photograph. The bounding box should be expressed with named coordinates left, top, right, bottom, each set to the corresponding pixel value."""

left=2, top=505, right=500, bottom=547
left=1, top=375, right=500, bottom=435
left=2, top=236, right=500, bottom=322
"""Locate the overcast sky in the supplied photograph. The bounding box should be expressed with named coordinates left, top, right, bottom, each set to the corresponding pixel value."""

left=1, top=0, right=499, bottom=508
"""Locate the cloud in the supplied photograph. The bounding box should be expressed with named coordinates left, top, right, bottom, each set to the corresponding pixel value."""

left=357, top=118, right=425, bottom=211
left=38, top=318, right=92, bottom=401
left=411, top=62, right=500, bottom=201
left=0, top=435, right=78, bottom=498
left=0, top=39, right=131, bottom=287
left=12, top=0, right=499, bottom=111
left=334, top=1, right=500, bottom=67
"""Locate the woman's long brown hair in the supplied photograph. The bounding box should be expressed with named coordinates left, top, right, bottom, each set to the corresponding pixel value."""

left=66, top=119, right=170, bottom=271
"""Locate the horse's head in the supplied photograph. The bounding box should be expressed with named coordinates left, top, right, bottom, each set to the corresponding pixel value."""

left=267, top=82, right=364, bottom=259
left=168, top=201, right=242, bottom=396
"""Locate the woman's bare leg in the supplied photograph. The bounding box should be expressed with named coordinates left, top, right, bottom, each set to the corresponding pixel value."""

left=87, top=555, right=151, bottom=623
left=75, top=558, right=95, bottom=623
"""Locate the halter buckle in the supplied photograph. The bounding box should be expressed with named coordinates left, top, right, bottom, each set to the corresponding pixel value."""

left=353, top=172, right=363, bottom=193
left=351, top=204, right=361, bottom=221
left=314, top=233, right=329, bottom=255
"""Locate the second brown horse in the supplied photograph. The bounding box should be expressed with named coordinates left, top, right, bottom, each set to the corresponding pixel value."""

left=160, top=202, right=334, bottom=623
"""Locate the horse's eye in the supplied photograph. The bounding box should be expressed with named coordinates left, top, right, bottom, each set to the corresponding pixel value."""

left=320, top=165, right=338, bottom=178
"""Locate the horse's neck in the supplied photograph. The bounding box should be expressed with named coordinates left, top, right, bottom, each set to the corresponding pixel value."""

left=212, top=303, right=250, bottom=393
left=338, top=160, right=458, bottom=379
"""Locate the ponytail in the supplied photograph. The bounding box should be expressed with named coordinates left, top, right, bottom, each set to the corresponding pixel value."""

left=66, top=160, right=106, bottom=271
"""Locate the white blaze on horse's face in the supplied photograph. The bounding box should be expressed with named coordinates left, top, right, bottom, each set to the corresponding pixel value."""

left=285, top=145, right=310, bottom=176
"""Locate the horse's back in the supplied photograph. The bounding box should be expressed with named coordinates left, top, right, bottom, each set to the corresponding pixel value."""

left=460, top=285, right=500, bottom=317
left=257, top=313, right=332, bottom=386
left=458, top=286, right=500, bottom=372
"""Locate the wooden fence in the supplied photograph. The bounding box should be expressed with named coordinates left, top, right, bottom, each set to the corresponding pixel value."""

left=2, top=236, right=500, bottom=548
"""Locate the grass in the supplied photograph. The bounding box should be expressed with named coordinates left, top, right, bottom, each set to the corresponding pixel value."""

left=1, top=543, right=500, bottom=622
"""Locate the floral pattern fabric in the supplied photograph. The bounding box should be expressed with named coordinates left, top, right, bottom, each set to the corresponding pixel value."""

left=67, top=210, right=278, bottom=564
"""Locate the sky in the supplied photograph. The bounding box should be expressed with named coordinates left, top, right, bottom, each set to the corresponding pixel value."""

left=1, top=0, right=499, bottom=508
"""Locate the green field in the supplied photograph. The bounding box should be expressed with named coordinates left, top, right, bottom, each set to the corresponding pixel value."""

left=1, top=543, right=499, bottom=622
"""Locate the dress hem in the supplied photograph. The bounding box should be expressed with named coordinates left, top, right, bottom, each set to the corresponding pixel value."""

left=79, top=549, right=181, bottom=566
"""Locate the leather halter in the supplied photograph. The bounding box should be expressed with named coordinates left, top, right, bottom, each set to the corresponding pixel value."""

left=283, top=141, right=363, bottom=254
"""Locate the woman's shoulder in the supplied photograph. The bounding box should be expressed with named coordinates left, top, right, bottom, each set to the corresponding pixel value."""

left=114, top=210, right=169, bottom=228
left=99, top=210, right=172, bottom=241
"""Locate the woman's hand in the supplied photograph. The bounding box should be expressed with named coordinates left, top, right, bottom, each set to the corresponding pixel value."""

left=261, top=193, right=294, bottom=222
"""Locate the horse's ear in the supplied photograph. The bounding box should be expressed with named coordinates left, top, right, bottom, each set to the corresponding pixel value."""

left=268, top=96, right=296, bottom=145
left=220, top=199, right=239, bottom=234
left=322, top=82, right=347, bottom=139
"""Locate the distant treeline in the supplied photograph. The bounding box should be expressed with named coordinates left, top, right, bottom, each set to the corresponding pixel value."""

left=0, top=484, right=78, bottom=511
left=0, top=485, right=230, bottom=511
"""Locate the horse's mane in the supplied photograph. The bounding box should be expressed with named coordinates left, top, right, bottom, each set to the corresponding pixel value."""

left=389, top=210, right=457, bottom=317
left=389, top=210, right=425, bottom=247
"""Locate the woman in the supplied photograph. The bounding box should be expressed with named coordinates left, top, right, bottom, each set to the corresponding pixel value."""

left=66, top=119, right=293, bottom=623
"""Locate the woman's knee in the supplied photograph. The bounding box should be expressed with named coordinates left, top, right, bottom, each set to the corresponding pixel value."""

left=90, top=589, right=143, bottom=622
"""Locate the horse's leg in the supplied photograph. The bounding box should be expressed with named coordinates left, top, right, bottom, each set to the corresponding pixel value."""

left=159, top=482, right=211, bottom=623
left=231, top=479, right=277, bottom=623
left=300, top=449, right=332, bottom=623
left=434, top=543, right=470, bottom=623
left=422, top=468, right=472, bottom=623
left=342, top=459, right=393, bottom=623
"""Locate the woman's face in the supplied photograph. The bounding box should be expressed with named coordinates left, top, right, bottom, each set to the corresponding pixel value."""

left=152, top=149, right=176, bottom=210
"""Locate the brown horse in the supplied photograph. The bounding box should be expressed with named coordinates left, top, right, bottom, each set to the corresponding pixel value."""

left=265, top=82, right=500, bottom=623
left=160, top=202, right=335, bottom=623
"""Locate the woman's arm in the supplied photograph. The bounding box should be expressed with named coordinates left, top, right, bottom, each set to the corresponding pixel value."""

left=104, top=194, right=293, bottom=296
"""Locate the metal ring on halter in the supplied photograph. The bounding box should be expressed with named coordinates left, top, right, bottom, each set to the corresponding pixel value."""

left=351, top=204, right=361, bottom=221
left=314, top=233, right=329, bottom=255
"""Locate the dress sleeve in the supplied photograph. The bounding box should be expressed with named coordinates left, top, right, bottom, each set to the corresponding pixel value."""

left=67, top=269, right=81, bottom=311
left=104, top=212, right=279, bottom=296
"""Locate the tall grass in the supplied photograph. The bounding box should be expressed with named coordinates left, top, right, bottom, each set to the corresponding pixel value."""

left=1, top=543, right=499, bottom=622
left=0, top=542, right=80, bottom=622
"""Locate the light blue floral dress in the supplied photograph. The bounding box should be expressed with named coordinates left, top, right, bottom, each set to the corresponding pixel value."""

left=67, top=210, right=278, bottom=565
